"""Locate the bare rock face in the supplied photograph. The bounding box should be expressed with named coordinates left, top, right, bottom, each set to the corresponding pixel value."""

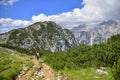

left=0, top=21, right=77, bottom=52
left=71, top=20, right=120, bottom=45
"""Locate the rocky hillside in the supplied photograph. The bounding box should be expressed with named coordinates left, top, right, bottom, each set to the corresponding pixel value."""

left=71, top=20, right=120, bottom=45
left=0, top=21, right=77, bottom=52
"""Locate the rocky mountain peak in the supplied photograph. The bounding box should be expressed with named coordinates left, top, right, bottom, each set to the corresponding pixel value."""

left=71, top=20, right=120, bottom=45
left=98, top=20, right=117, bottom=27
left=71, top=24, right=88, bottom=33
left=73, top=24, right=87, bottom=29
left=0, top=21, right=77, bottom=52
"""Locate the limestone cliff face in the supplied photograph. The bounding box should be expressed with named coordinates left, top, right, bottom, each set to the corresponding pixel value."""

left=0, top=21, right=77, bottom=52
left=71, top=20, right=120, bottom=45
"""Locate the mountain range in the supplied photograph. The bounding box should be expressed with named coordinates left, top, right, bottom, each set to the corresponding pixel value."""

left=71, top=20, right=120, bottom=45
left=0, top=20, right=120, bottom=52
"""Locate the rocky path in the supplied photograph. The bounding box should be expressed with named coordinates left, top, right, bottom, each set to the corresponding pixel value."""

left=16, top=59, right=39, bottom=80
left=16, top=59, right=55, bottom=80
left=41, top=63, right=55, bottom=80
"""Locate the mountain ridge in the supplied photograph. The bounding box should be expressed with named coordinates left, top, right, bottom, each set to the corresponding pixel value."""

left=71, top=20, right=120, bottom=45
left=0, top=20, right=120, bottom=52
left=0, top=21, right=77, bottom=52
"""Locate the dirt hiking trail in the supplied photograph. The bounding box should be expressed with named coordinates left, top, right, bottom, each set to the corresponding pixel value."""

left=41, top=63, right=55, bottom=80
left=16, top=59, right=55, bottom=80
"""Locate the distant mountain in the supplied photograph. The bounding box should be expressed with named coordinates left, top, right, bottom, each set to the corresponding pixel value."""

left=71, top=20, right=120, bottom=45
left=0, top=21, right=77, bottom=52
left=71, top=24, right=88, bottom=32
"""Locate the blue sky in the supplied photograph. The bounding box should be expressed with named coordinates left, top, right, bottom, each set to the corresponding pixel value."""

left=0, top=0, right=83, bottom=20
left=0, top=0, right=120, bottom=33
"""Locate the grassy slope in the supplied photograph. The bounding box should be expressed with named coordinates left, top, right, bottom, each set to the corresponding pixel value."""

left=63, top=67, right=114, bottom=80
left=0, top=47, right=33, bottom=80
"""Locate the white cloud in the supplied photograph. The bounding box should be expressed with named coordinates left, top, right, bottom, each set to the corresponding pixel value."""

left=82, top=0, right=120, bottom=21
left=31, top=0, right=120, bottom=28
left=0, top=18, right=31, bottom=28
left=0, top=0, right=120, bottom=33
left=0, top=27, right=10, bottom=33
left=0, top=0, right=19, bottom=6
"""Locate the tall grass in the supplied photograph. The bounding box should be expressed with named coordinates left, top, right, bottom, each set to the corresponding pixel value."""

left=0, top=47, right=33, bottom=80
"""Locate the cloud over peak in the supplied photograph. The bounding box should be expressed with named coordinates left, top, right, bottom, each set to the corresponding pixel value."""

left=0, top=18, right=31, bottom=27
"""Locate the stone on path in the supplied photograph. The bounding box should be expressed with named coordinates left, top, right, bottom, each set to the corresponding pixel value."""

left=96, top=69, right=108, bottom=75
left=37, top=71, right=44, bottom=78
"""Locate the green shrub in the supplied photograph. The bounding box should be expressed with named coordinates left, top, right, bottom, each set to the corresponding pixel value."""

left=112, top=59, right=120, bottom=80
